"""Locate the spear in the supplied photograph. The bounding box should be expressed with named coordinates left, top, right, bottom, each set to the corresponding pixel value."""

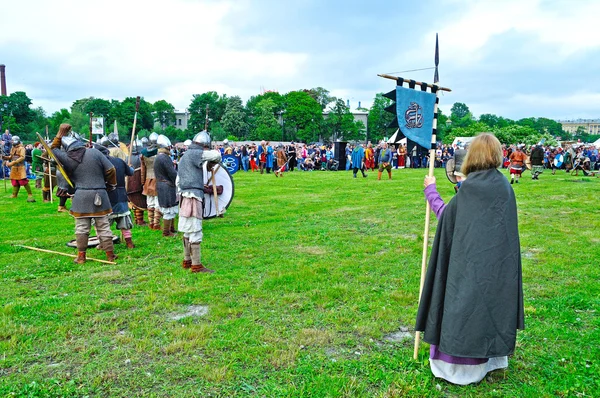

left=128, top=96, right=141, bottom=166
left=15, top=244, right=116, bottom=265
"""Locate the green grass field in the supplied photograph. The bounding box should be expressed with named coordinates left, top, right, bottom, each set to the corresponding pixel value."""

left=0, top=167, right=598, bottom=397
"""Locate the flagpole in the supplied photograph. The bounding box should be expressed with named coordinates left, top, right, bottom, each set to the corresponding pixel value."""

left=413, top=92, right=439, bottom=360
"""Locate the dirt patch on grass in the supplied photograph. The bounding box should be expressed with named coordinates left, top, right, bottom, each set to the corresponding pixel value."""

left=168, top=305, right=209, bottom=321
left=91, top=270, right=122, bottom=279
left=384, top=327, right=413, bottom=343
left=296, top=246, right=327, bottom=256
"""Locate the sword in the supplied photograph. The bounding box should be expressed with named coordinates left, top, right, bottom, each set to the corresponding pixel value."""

left=36, top=132, right=74, bottom=188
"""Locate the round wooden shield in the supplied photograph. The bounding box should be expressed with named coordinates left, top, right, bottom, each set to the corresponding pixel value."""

left=525, top=156, right=532, bottom=170
left=203, top=163, right=234, bottom=219
left=445, top=158, right=458, bottom=184
left=66, top=235, right=120, bottom=248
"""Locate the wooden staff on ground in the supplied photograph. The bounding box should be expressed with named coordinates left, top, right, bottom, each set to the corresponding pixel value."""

left=15, top=245, right=116, bottom=265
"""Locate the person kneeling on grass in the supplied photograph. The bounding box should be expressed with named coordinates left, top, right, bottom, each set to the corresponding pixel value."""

left=416, top=133, right=524, bottom=385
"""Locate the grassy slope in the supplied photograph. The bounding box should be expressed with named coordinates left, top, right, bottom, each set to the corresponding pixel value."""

left=0, top=168, right=598, bottom=397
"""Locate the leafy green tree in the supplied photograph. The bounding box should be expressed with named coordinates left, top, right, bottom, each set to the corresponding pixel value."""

left=450, top=102, right=474, bottom=129
left=153, top=100, right=176, bottom=130
left=187, top=92, right=228, bottom=133
left=251, top=99, right=281, bottom=141
left=367, top=93, right=394, bottom=144
left=221, top=96, right=248, bottom=139
left=114, top=97, right=154, bottom=139
left=304, top=87, right=334, bottom=110
left=324, top=99, right=363, bottom=142
left=84, top=98, right=112, bottom=119
left=283, top=91, right=323, bottom=143
left=48, top=109, right=71, bottom=134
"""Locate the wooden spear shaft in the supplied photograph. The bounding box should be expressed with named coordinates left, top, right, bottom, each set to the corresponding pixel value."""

left=413, top=94, right=439, bottom=360
left=211, top=164, right=221, bottom=217
left=15, top=245, right=116, bottom=265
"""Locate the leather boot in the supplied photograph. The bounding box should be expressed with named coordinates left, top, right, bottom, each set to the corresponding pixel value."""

left=170, top=219, right=176, bottom=233
left=57, top=205, right=68, bottom=212
left=106, top=250, right=118, bottom=262
left=147, top=208, right=155, bottom=229
left=182, top=237, right=191, bottom=268
left=125, top=237, right=135, bottom=249
left=377, top=171, right=382, bottom=180
left=74, top=251, right=87, bottom=264
left=190, top=243, right=213, bottom=273
left=74, top=234, right=88, bottom=264
left=162, top=219, right=177, bottom=237
left=154, top=210, right=162, bottom=231
left=99, top=237, right=118, bottom=262
left=191, top=264, right=214, bottom=273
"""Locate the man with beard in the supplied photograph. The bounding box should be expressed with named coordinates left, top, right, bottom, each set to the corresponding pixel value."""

left=177, top=130, right=221, bottom=273
left=51, top=124, right=117, bottom=263
left=2, top=135, right=36, bottom=202
left=154, top=135, right=178, bottom=237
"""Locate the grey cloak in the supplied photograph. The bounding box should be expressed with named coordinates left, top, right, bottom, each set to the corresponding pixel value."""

left=415, top=168, right=525, bottom=358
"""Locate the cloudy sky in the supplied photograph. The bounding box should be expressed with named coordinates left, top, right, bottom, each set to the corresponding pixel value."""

left=1, top=0, right=598, bottom=121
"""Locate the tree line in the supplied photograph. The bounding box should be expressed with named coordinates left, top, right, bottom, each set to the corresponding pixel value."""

left=0, top=88, right=590, bottom=146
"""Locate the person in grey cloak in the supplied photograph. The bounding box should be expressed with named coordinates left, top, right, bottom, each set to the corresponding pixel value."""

left=99, top=137, right=136, bottom=248
left=415, top=133, right=524, bottom=385
left=154, top=135, right=178, bottom=237
left=51, top=123, right=118, bottom=263
left=177, top=130, right=221, bottom=273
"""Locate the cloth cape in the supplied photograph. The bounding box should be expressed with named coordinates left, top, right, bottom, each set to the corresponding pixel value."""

left=415, top=168, right=525, bottom=358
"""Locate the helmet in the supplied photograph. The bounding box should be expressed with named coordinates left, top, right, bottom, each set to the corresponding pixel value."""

left=223, top=138, right=229, bottom=145
left=149, top=132, right=159, bottom=144
left=141, top=137, right=149, bottom=147
left=61, top=136, right=80, bottom=151
left=192, top=130, right=211, bottom=147
left=108, top=132, right=119, bottom=145
left=11, top=135, right=20, bottom=145
left=99, top=136, right=110, bottom=147
left=183, top=139, right=192, bottom=146
left=453, top=149, right=467, bottom=174
left=156, top=134, right=171, bottom=148
left=131, top=139, right=143, bottom=152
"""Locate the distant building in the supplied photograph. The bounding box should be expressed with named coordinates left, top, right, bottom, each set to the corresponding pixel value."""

left=173, top=110, right=190, bottom=130
left=559, top=119, right=600, bottom=135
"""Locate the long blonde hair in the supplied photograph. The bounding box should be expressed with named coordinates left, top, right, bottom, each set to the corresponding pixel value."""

left=461, top=133, right=503, bottom=176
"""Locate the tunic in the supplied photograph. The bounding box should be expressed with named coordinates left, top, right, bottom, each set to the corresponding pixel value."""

left=52, top=137, right=116, bottom=218
left=154, top=150, right=178, bottom=208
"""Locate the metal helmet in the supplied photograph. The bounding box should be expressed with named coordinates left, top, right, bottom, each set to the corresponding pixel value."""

left=61, top=135, right=79, bottom=151
left=11, top=135, right=20, bottom=145
left=141, top=137, right=149, bottom=147
left=183, top=139, right=192, bottom=146
left=223, top=138, right=229, bottom=145
left=99, top=136, right=110, bottom=147
left=192, top=130, right=211, bottom=147
left=108, top=132, right=119, bottom=145
left=149, top=132, right=159, bottom=144
left=156, top=134, right=171, bottom=148
left=131, top=139, right=143, bottom=152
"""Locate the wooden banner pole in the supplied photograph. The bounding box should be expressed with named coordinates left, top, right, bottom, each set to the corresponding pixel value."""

left=413, top=92, right=439, bottom=360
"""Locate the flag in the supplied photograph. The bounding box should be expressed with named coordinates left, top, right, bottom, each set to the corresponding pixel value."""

left=395, top=86, right=436, bottom=150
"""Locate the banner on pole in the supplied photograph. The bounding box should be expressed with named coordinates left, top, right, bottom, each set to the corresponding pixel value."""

left=395, top=86, right=436, bottom=150
left=91, top=117, right=104, bottom=135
